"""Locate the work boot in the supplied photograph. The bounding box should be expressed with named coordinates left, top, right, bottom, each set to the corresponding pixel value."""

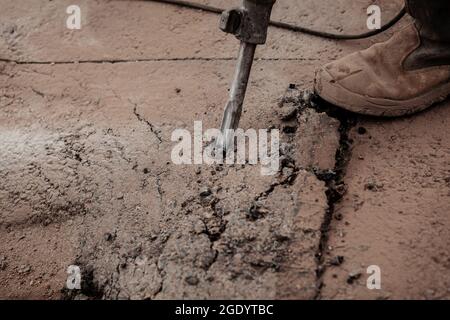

left=314, top=0, right=450, bottom=117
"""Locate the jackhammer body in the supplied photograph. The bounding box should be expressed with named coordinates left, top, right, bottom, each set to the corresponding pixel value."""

left=217, top=0, right=276, bottom=152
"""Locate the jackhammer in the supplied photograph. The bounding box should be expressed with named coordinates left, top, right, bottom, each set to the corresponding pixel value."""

left=216, top=0, right=276, bottom=152
left=146, top=0, right=406, bottom=150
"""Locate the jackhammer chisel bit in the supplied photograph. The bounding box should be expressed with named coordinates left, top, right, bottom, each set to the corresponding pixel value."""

left=216, top=0, right=276, bottom=152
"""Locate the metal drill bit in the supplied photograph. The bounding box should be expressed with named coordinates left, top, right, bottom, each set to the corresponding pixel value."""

left=217, top=42, right=256, bottom=152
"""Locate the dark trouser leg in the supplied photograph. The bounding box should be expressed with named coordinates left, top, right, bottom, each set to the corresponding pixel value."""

left=406, top=0, right=450, bottom=41
left=404, top=0, right=450, bottom=69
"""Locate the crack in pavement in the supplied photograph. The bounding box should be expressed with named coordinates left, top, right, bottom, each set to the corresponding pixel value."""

left=307, top=97, right=357, bottom=299
left=249, top=167, right=299, bottom=221
left=131, top=102, right=163, bottom=144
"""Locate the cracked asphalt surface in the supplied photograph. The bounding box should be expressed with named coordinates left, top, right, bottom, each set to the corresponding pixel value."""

left=0, top=0, right=449, bottom=299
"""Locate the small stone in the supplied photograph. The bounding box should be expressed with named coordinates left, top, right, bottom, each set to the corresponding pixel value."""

left=185, top=275, right=199, bottom=286
left=278, top=104, right=297, bottom=121
left=248, top=203, right=270, bottom=220
left=347, top=271, right=362, bottom=284
left=199, top=187, right=212, bottom=197
left=18, top=264, right=31, bottom=274
left=104, top=232, right=114, bottom=242
left=329, top=256, right=345, bottom=266
left=193, top=220, right=206, bottom=234
left=334, top=183, right=347, bottom=198
left=149, top=234, right=158, bottom=241
left=274, top=226, right=291, bottom=242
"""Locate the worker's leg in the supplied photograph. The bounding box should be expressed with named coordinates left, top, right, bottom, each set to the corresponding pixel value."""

left=407, top=0, right=450, bottom=41
left=405, top=0, right=450, bottom=69
left=314, top=0, right=450, bottom=117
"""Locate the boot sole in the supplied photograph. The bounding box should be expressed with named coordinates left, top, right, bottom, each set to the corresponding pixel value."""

left=315, top=69, right=450, bottom=117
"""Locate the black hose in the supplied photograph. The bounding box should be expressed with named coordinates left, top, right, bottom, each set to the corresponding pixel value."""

left=143, top=0, right=407, bottom=40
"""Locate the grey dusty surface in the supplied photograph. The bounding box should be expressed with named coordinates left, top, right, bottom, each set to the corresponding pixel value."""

left=0, top=0, right=449, bottom=299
